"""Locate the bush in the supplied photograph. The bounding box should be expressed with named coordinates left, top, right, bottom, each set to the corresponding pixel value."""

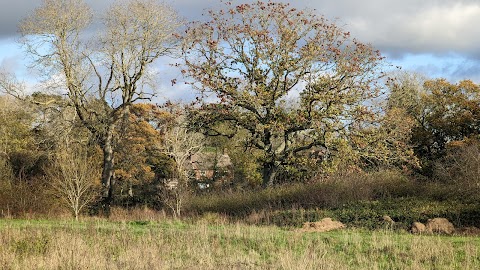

left=185, top=168, right=480, bottom=230
left=255, top=198, right=480, bottom=230
left=185, top=169, right=417, bottom=216
left=433, top=141, right=480, bottom=200
left=0, top=178, right=60, bottom=218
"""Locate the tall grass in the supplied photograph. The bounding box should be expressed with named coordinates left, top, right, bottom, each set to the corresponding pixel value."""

left=185, top=169, right=480, bottom=230
left=185, top=170, right=419, bottom=216
left=0, top=218, right=479, bottom=269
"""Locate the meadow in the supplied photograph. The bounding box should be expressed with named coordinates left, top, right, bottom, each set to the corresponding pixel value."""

left=1, top=218, right=479, bottom=269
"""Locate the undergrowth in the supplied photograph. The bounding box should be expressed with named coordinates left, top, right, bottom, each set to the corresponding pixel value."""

left=185, top=170, right=480, bottom=229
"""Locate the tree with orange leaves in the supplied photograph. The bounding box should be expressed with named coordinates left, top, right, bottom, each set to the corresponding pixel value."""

left=389, top=73, right=480, bottom=174
left=114, top=103, right=174, bottom=207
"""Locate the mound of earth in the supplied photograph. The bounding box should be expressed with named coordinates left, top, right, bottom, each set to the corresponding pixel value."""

left=425, top=218, right=455, bottom=235
left=300, top=218, right=345, bottom=232
left=382, top=215, right=395, bottom=225
left=410, top=222, right=426, bottom=234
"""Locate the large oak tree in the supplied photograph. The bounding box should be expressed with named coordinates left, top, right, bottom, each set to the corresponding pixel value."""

left=181, top=1, right=387, bottom=186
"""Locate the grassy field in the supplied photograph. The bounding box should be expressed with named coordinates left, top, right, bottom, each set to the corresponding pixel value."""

left=0, top=218, right=479, bottom=269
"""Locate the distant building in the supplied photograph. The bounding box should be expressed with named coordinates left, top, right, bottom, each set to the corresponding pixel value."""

left=188, top=152, right=234, bottom=188
left=162, top=152, right=234, bottom=190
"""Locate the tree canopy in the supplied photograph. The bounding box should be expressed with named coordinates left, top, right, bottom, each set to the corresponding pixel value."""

left=389, top=73, right=480, bottom=174
left=181, top=1, right=389, bottom=186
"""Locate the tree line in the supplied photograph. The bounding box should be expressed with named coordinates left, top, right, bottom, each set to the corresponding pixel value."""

left=0, top=0, right=479, bottom=219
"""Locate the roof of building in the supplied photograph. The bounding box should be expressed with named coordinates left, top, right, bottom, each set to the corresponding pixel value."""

left=189, top=152, right=232, bottom=170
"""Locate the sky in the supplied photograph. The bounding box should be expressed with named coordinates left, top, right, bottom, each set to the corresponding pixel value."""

left=1, top=0, right=480, bottom=102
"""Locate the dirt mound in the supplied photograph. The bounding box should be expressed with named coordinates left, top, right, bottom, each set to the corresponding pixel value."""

left=410, top=222, right=426, bottom=234
left=300, top=218, right=345, bottom=232
left=425, top=218, right=455, bottom=234
left=382, top=215, right=395, bottom=225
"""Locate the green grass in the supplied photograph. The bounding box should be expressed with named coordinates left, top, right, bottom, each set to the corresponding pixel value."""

left=1, top=218, right=479, bottom=269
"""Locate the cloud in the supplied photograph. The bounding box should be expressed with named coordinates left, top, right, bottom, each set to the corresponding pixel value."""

left=0, top=56, right=20, bottom=74
left=2, top=0, right=479, bottom=85
left=0, top=0, right=41, bottom=38
left=168, top=0, right=480, bottom=61
left=143, top=56, right=198, bottom=104
left=304, top=0, right=480, bottom=59
left=3, top=0, right=480, bottom=59
left=394, top=53, right=480, bottom=82
left=0, top=0, right=115, bottom=40
left=448, top=59, right=480, bottom=82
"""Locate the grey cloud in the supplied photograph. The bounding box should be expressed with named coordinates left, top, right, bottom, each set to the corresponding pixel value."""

left=4, top=0, right=480, bottom=60
left=0, top=0, right=114, bottom=40
left=2, top=0, right=480, bottom=82
left=0, top=0, right=41, bottom=38
left=169, top=0, right=480, bottom=60
left=303, top=0, right=480, bottom=59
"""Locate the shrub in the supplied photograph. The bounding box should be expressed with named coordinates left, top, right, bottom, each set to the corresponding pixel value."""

left=433, top=141, right=480, bottom=200
left=0, top=178, right=60, bottom=218
left=256, top=198, right=480, bottom=230
left=185, top=169, right=417, bottom=216
left=184, top=168, right=480, bottom=230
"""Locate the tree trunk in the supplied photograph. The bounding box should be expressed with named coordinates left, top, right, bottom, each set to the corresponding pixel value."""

left=100, top=125, right=116, bottom=216
left=262, top=161, right=278, bottom=188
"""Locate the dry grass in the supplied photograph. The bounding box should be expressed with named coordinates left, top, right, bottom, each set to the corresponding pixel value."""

left=0, top=218, right=479, bottom=269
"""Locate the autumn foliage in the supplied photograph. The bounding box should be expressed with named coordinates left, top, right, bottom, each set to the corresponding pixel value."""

left=181, top=1, right=409, bottom=186
left=0, top=1, right=479, bottom=221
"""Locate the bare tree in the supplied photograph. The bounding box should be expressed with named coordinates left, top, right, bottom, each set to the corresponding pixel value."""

left=161, top=114, right=204, bottom=218
left=18, top=0, right=181, bottom=213
left=48, top=145, right=100, bottom=220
